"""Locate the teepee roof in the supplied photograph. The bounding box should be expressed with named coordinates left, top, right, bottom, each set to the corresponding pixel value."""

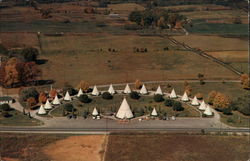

left=151, top=108, right=158, bottom=116
left=140, top=84, right=148, bottom=95
left=116, top=98, right=133, bottom=119
left=191, top=96, right=199, bottom=106
left=64, top=91, right=72, bottom=101
left=204, top=105, right=212, bottom=116
left=170, top=89, right=177, bottom=98
left=52, top=95, right=60, bottom=105
left=155, top=86, right=163, bottom=95
left=108, top=84, right=116, bottom=95
left=199, top=100, right=207, bottom=110
left=92, top=107, right=99, bottom=116
left=181, top=92, right=189, bottom=102
left=77, top=88, right=83, bottom=97
left=92, top=85, right=99, bottom=96
left=44, top=99, right=52, bottom=110
left=123, top=84, right=131, bottom=94
left=38, top=104, right=46, bottom=115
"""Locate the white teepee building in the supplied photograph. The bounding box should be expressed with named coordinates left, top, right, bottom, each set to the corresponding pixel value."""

left=38, top=104, right=46, bottom=115
left=199, top=100, right=207, bottom=110
left=204, top=105, right=212, bottom=116
left=170, top=89, right=177, bottom=98
left=92, top=107, right=99, bottom=116
left=140, top=84, right=148, bottom=95
left=108, top=84, right=116, bottom=95
left=44, top=99, right=52, bottom=110
left=64, top=91, right=72, bottom=101
left=155, top=86, right=163, bottom=95
left=191, top=96, right=199, bottom=106
left=116, top=98, right=133, bottom=119
left=77, top=88, right=83, bottom=97
left=181, top=92, right=189, bottom=102
left=151, top=108, right=158, bottom=116
left=92, top=85, right=100, bottom=96
left=123, top=84, right=131, bottom=94
left=52, top=95, right=60, bottom=105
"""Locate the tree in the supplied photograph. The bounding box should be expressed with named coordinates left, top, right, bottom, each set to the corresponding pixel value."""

left=38, top=92, right=47, bottom=104
left=130, top=91, right=140, bottom=100
left=63, top=83, right=77, bottom=96
left=164, top=99, right=173, bottom=107
left=129, top=11, right=142, bottom=25
left=78, top=94, right=91, bottom=103
left=213, top=92, right=230, bottom=110
left=49, top=89, right=57, bottom=98
left=20, top=87, right=39, bottom=102
left=230, top=93, right=250, bottom=116
left=207, top=91, right=218, bottom=105
left=0, top=103, right=11, bottom=112
left=3, top=58, right=19, bottom=87
left=63, top=103, right=74, bottom=112
left=20, top=47, right=39, bottom=62
left=0, top=44, right=8, bottom=55
left=240, top=74, right=250, bottom=89
left=157, top=16, right=165, bottom=28
left=26, top=97, right=37, bottom=108
left=173, top=101, right=184, bottom=111
left=135, top=79, right=142, bottom=89
left=184, top=85, right=192, bottom=96
left=77, top=81, right=90, bottom=92
left=18, top=62, right=42, bottom=85
left=196, top=93, right=203, bottom=100
left=102, top=92, right=113, bottom=100
left=154, top=94, right=164, bottom=102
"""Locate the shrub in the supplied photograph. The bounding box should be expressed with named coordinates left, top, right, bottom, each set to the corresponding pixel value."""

left=213, top=93, right=230, bottom=109
left=19, top=87, right=39, bottom=102
left=154, top=94, right=164, bottom=102
left=102, top=92, right=113, bottom=100
left=20, top=47, right=39, bottom=62
left=164, top=99, right=174, bottom=107
left=130, top=91, right=140, bottom=100
left=173, top=101, right=184, bottom=111
left=0, top=103, right=11, bottom=111
left=63, top=103, right=74, bottom=112
left=222, top=108, right=232, bottom=115
left=78, top=94, right=91, bottom=103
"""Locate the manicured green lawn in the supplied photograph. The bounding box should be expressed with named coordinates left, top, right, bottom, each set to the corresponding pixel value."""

left=50, top=95, right=200, bottom=118
left=0, top=110, right=43, bottom=126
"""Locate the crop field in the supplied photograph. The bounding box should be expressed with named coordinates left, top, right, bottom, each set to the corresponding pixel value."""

left=107, top=3, right=145, bottom=14
left=184, top=19, right=248, bottom=36
left=105, top=134, right=250, bottom=161
left=173, top=34, right=248, bottom=51
left=39, top=34, right=238, bottom=87
left=50, top=95, right=200, bottom=118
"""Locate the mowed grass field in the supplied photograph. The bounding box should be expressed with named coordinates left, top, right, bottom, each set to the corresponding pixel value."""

left=105, top=134, right=250, bottom=161
left=173, top=34, right=248, bottom=51
left=39, top=34, right=238, bottom=87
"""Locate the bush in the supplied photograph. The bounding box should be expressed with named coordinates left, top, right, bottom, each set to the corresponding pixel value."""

left=63, top=103, right=74, bottom=112
left=154, top=94, right=164, bottom=102
left=20, top=47, right=39, bottom=62
left=130, top=91, right=140, bottom=100
left=222, top=108, right=232, bottom=115
left=164, top=99, right=174, bottom=107
left=78, top=94, right=91, bottom=103
left=173, top=101, right=184, bottom=111
left=102, top=92, right=113, bottom=100
left=19, top=87, right=39, bottom=102
left=0, top=103, right=11, bottom=111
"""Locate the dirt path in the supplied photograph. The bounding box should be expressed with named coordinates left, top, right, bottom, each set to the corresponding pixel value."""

left=43, top=135, right=107, bottom=161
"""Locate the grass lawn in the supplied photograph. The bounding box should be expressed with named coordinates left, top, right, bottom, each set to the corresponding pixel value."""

left=220, top=111, right=250, bottom=128
left=39, top=34, right=238, bottom=87
left=50, top=95, right=200, bottom=118
left=0, top=110, right=43, bottom=126
left=105, top=134, right=250, bottom=161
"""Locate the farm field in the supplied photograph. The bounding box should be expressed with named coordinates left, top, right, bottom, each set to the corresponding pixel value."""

left=107, top=3, right=145, bottom=14
left=173, top=34, right=248, bottom=51
left=50, top=95, right=200, bottom=118
left=0, top=134, right=106, bottom=161
left=207, top=51, right=248, bottom=73
left=105, top=134, right=250, bottom=161
left=39, top=34, right=238, bottom=87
